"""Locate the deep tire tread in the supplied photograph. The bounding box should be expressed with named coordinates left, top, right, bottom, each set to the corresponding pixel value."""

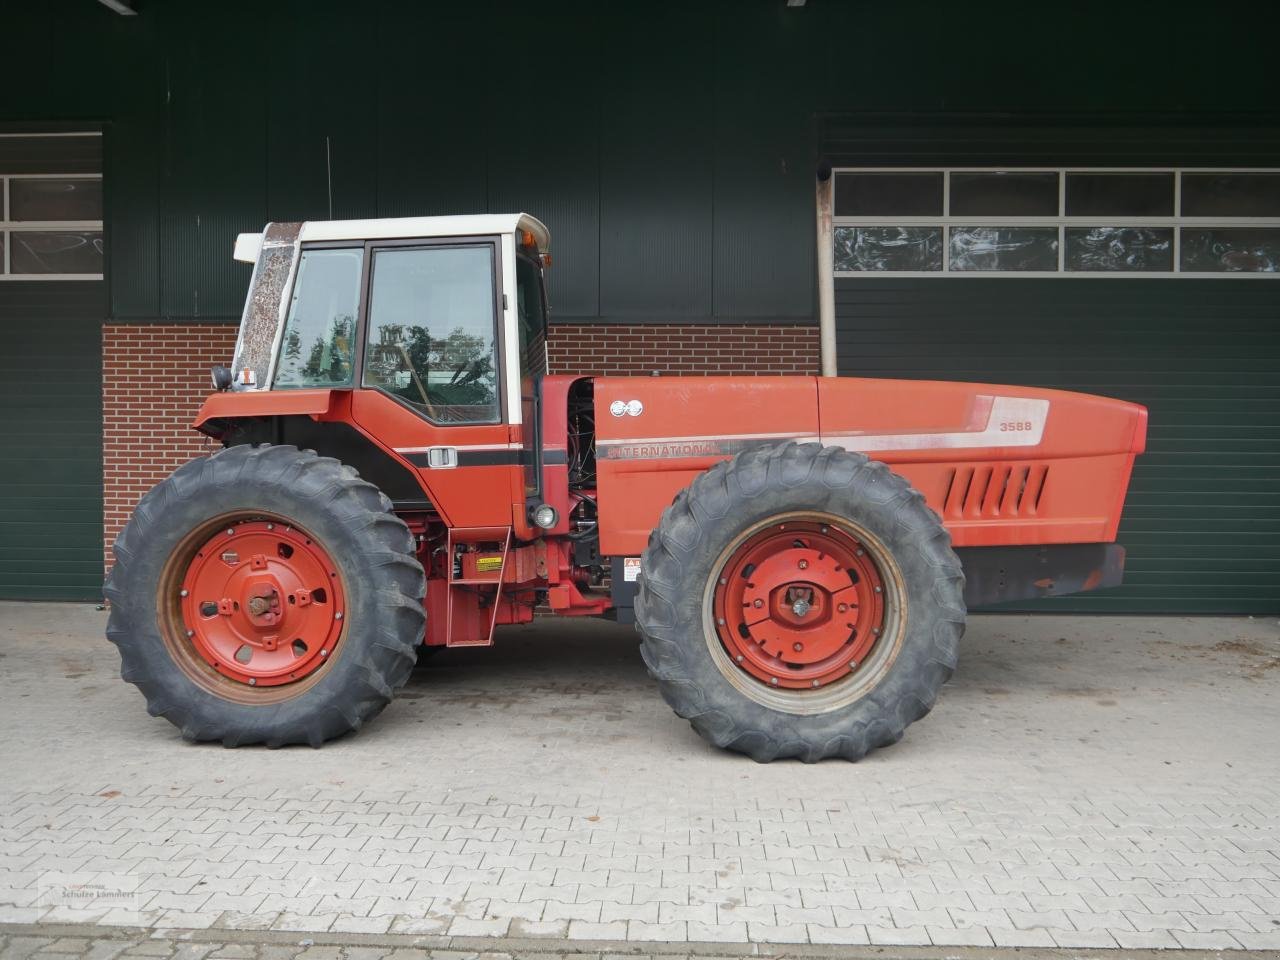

left=105, top=443, right=426, bottom=748
left=635, top=442, right=964, bottom=763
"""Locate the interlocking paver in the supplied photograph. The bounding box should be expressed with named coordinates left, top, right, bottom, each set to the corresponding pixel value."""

left=3, top=607, right=1280, bottom=950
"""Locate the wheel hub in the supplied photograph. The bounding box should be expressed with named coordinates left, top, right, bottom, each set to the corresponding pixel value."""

left=712, top=521, right=886, bottom=689
left=178, top=521, right=344, bottom=687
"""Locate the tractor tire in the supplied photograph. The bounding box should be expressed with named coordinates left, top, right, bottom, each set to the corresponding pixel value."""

left=104, top=444, right=425, bottom=747
left=635, top=442, right=964, bottom=762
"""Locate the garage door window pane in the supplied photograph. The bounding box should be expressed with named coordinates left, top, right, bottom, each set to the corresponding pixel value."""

left=8, top=178, right=102, bottom=221
left=1180, top=228, right=1280, bottom=272
left=1065, top=173, right=1174, bottom=216
left=834, top=173, right=944, bottom=216
left=275, top=248, right=363, bottom=388
left=834, top=226, right=942, bottom=271
left=9, top=231, right=103, bottom=274
left=1065, top=227, right=1173, bottom=271
left=950, top=227, right=1058, bottom=271
left=949, top=173, right=1059, bottom=216
left=1181, top=173, right=1280, bottom=217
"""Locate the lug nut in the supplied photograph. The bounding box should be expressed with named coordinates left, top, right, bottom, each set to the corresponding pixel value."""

left=770, top=677, right=779, bottom=686
left=793, top=642, right=803, bottom=653
left=717, top=617, right=725, bottom=625
left=335, top=611, right=343, bottom=620
left=226, top=528, right=235, bottom=536
left=179, top=589, right=189, bottom=598
left=320, top=648, right=329, bottom=657
left=837, top=603, right=847, bottom=613
left=856, top=548, right=864, bottom=556
left=798, top=559, right=808, bottom=570
left=874, top=586, right=882, bottom=594
left=872, top=627, right=880, bottom=635
left=811, top=679, right=820, bottom=688
left=248, top=678, right=257, bottom=686
left=185, top=629, right=194, bottom=637
left=753, top=599, right=763, bottom=608
left=735, top=654, right=744, bottom=663
left=266, top=523, right=274, bottom=531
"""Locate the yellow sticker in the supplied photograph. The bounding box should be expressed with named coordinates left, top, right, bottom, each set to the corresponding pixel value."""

left=475, top=555, right=503, bottom=572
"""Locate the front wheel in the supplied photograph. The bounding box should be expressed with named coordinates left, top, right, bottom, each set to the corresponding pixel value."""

left=104, top=444, right=426, bottom=747
left=635, top=442, right=964, bottom=762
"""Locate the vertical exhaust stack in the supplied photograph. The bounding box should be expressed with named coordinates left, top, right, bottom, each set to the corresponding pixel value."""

left=815, top=159, right=837, bottom=377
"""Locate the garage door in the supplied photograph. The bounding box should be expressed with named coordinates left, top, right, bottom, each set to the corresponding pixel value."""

left=0, top=134, right=105, bottom=600
left=829, top=164, right=1279, bottom=614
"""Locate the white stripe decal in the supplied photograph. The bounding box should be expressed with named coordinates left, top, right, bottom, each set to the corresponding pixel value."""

left=815, top=396, right=1049, bottom=452
left=393, top=442, right=520, bottom=454
left=596, top=429, right=804, bottom=447
left=596, top=395, right=1049, bottom=454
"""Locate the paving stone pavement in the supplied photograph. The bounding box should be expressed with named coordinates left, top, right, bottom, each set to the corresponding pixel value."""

left=1, top=603, right=1278, bottom=951
left=0, top=924, right=1265, bottom=960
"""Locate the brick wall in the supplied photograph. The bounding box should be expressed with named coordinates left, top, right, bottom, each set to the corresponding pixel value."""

left=101, top=322, right=819, bottom=566
left=547, top=323, right=819, bottom=376
left=102, top=324, right=237, bottom=569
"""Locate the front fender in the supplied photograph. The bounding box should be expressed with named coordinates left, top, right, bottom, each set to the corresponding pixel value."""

left=193, top=389, right=338, bottom=438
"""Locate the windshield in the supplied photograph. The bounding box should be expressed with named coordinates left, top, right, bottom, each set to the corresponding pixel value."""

left=274, top=247, right=362, bottom=388
left=516, top=254, right=548, bottom=377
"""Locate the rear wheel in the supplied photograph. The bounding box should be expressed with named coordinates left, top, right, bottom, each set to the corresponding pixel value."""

left=105, top=444, right=425, bottom=747
left=636, top=442, right=964, bottom=762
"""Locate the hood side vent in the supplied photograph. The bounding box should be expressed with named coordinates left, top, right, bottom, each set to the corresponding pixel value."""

left=942, top=463, right=1049, bottom=519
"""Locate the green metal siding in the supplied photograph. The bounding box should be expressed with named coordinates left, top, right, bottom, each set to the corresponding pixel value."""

left=834, top=278, right=1280, bottom=614
left=2, top=0, right=1277, bottom=613
left=0, top=283, right=104, bottom=600
left=6, top=0, right=1276, bottom=326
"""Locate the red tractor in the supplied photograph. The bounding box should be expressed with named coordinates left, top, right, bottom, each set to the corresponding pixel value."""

left=106, top=214, right=1146, bottom=761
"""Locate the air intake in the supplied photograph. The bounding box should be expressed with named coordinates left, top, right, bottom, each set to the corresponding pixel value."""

left=942, top=463, right=1048, bottom=519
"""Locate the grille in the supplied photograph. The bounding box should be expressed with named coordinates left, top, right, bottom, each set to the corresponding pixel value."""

left=942, top=463, right=1048, bottom=519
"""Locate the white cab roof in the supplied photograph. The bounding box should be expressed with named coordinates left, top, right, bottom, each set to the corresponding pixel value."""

left=234, top=213, right=549, bottom=263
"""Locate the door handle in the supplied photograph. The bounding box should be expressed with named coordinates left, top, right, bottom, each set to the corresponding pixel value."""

left=425, top=447, right=458, bottom=469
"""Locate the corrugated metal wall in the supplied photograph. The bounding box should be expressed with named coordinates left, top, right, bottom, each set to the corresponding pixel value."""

left=9, top=0, right=1268, bottom=329
left=0, top=282, right=105, bottom=600
left=2, top=0, right=1277, bottom=610
left=5, top=1, right=822, bottom=326
left=825, top=123, right=1280, bottom=614
left=834, top=278, right=1280, bottom=614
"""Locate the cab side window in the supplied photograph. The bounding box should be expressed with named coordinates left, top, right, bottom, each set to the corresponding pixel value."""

left=362, top=244, right=500, bottom=423
left=274, top=247, right=363, bottom=388
left=516, top=254, right=548, bottom=377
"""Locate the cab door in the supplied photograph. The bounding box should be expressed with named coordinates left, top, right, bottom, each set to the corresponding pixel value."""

left=350, top=237, right=517, bottom=528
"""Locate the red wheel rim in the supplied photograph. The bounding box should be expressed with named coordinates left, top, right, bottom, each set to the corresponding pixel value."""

left=177, top=520, right=345, bottom=687
left=712, top=520, right=886, bottom=690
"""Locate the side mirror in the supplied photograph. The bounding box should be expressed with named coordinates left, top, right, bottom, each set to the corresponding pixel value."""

left=211, top=365, right=233, bottom=392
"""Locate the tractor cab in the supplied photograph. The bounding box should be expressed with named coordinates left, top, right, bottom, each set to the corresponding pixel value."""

left=229, top=214, right=550, bottom=408
left=219, top=215, right=558, bottom=534
left=198, top=215, right=610, bottom=649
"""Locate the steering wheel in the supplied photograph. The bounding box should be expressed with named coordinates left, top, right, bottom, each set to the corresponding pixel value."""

left=392, top=344, right=439, bottom=420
